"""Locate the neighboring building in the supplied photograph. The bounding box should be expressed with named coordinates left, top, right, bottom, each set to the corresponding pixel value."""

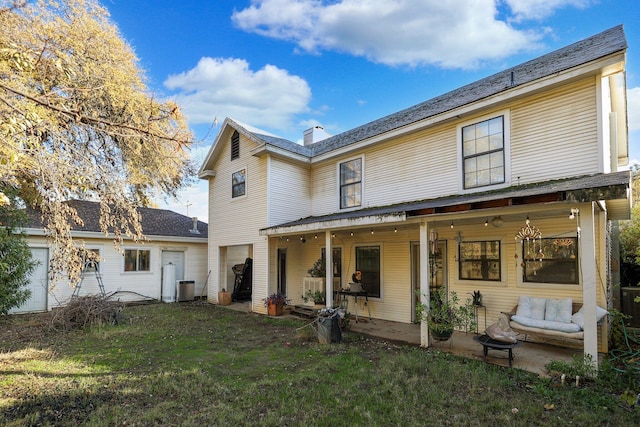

left=15, top=200, right=208, bottom=313
left=198, top=26, right=632, bottom=360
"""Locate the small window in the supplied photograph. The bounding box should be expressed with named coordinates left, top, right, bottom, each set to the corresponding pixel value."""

left=459, top=241, right=501, bottom=281
left=231, top=131, right=240, bottom=160
left=340, top=158, right=362, bottom=209
left=462, top=116, right=505, bottom=189
left=232, top=169, right=246, bottom=198
left=522, top=237, right=579, bottom=284
left=83, top=249, right=100, bottom=272
left=124, top=249, right=150, bottom=272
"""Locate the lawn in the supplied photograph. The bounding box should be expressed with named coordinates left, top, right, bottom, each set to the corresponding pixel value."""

left=1, top=302, right=638, bottom=426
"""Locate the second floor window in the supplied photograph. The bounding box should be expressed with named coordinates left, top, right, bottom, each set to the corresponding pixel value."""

left=232, top=169, right=246, bottom=198
left=462, top=116, right=505, bottom=189
left=340, top=158, right=362, bottom=209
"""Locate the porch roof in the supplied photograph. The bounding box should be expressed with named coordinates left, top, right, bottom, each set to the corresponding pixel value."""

left=260, top=171, right=631, bottom=236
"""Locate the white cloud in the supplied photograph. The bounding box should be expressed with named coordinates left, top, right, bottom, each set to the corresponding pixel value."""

left=163, top=57, right=311, bottom=129
left=628, top=87, right=640, bottom=132
left=504, top=0, right=594, bottom=22
left=232, top=0, right=552, bottom=68
left=158, top=181, right=210, bottom=223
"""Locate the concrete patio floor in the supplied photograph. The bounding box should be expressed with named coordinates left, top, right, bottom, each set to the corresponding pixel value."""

left=221, top=301, right=580, bottom=376
left=346, top=316, right=579, bottom=376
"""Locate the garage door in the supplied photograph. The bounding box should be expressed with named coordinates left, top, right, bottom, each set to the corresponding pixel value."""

left=11, top=247, right=48, bottom=313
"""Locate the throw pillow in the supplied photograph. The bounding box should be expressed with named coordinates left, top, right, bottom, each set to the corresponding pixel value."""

left=571, top=305, right=609, bottom=329
left=545, top=298, right=572, bottom=323
left=516, top=296, right=547, bottom=320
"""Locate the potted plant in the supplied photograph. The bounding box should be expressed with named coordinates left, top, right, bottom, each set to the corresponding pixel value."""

left=416, top=287, right=476, bottom=341
left=302, top=289, right=326, bottom=305
left=307, top=257, right=326, bottom=277
left=218, top=288, right=232, bottom=306
left=471, top=290, right=482, bottom=306
left=263, top=293, right=289, bottom=316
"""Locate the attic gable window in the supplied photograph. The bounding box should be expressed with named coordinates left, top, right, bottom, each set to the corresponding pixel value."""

left=231, top=131, right=240, bottom=160
left=232, top=169, right=246, bottom=198
left=462, top=116, right=505, bottom=189
left=339, top=158, right=362, bottom=209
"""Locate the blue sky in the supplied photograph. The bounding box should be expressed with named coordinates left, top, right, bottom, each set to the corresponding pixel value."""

left=104, top=0, right=640, bottom=221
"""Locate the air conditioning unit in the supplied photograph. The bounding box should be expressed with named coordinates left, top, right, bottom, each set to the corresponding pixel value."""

left=177, top=280, right=195, bottom=302
left=621, top=287, right=640, bottom=327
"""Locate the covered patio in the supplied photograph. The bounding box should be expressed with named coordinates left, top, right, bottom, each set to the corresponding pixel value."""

left=347, top=317, right=578, bottom=376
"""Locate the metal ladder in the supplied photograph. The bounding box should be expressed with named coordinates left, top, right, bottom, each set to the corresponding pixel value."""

left=72, top=261, right=106, bottom=298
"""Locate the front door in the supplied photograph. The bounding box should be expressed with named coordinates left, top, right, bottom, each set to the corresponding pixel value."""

left=12, top=247, right=48, bottom=313
left=411, top=241, right=447, bottom=322
left=277, top=248, right=286, bottom=295
left=161, top=251, right=185, bottom=282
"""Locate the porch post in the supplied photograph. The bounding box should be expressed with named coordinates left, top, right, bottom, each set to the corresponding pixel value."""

left=420, top=222, right=431, bottom=347
left=325, top=231, right=334, bottom=308
left=579, top=203, right=599, bottom=366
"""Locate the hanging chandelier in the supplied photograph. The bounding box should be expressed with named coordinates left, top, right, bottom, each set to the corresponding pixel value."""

left=515, top=217, right=544, bottom=263
left=514, top=217, right=541, bottom=241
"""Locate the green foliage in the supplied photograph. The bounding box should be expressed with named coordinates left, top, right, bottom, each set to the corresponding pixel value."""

left=302, top=289, right=326, bottom=303
left=307, top=257, right=325, bottom=277
left=0, top=188, right=36, bottom=315
left=620, top=166, right=640, bottom=285
left=546, top=354, right=598, bottom=380
left=416, top=287, right=476, bottom=334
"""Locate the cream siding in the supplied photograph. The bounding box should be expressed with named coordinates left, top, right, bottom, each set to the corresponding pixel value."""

left=205, top=129, right=270, bottom=309
left=268, top=157, right=310, bottom=227
left=309, top=78, right=603, bottom=218
left=510, top=78, right=600, bottom=182
left=26, top=235, right=207, bottom=310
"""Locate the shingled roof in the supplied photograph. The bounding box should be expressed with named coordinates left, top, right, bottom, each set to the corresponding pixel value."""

left=25, top=200, right=208, bottom=239
left=242, top=25, right=626, bottom=158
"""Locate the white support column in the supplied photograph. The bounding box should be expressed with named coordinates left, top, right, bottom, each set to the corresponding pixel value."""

left=580, top=203, right=599, bottom=366
left=420, top=222, right=431, bottom=347
left=325, top=231, right=334, bottom=308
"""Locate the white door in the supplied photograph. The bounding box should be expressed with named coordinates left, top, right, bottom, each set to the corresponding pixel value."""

left=161, top=251, right=185, bottom=281
left=12, top=248, right=49, bottom=313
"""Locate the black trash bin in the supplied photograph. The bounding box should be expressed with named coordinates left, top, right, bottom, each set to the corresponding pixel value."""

left=317, top=315, right=342, bottom=344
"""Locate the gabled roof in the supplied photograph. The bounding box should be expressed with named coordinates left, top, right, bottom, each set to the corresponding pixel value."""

left=231, top=25, right=626, bottom=160
left=24, top=200, right=208, bottom=240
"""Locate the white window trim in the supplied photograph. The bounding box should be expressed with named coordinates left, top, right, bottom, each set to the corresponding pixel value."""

left=516, top=232, right=583, bottom=290
left=123, top=247, right=152, bottom=273
left=231, top=166, right=248, bottom=200
left=455, top=239, right=507, bottom=287
left=337, top=155, right=364, bottom=211
left=457, top=110, right=511, bottom=194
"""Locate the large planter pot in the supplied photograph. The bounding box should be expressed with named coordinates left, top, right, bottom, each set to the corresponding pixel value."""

left=429, top=324, right=454, bottom=341
left=218, top=291, right=232, bottom=306
left=267, top=301, right=284, bottom=316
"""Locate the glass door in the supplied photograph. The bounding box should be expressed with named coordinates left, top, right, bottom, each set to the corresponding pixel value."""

left=411, top=241, right=447, bottom=322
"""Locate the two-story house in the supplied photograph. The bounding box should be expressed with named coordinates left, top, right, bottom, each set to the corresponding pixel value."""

left=199, top=26, right=632, bottom=360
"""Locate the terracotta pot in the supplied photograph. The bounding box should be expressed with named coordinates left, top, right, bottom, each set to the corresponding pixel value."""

left=218, top=291, right=232, bottom=306
left=267, top=301, right=284, bottom=316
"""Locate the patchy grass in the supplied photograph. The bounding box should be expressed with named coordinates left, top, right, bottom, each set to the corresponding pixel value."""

left=1, top=303, right=638, bottom=426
